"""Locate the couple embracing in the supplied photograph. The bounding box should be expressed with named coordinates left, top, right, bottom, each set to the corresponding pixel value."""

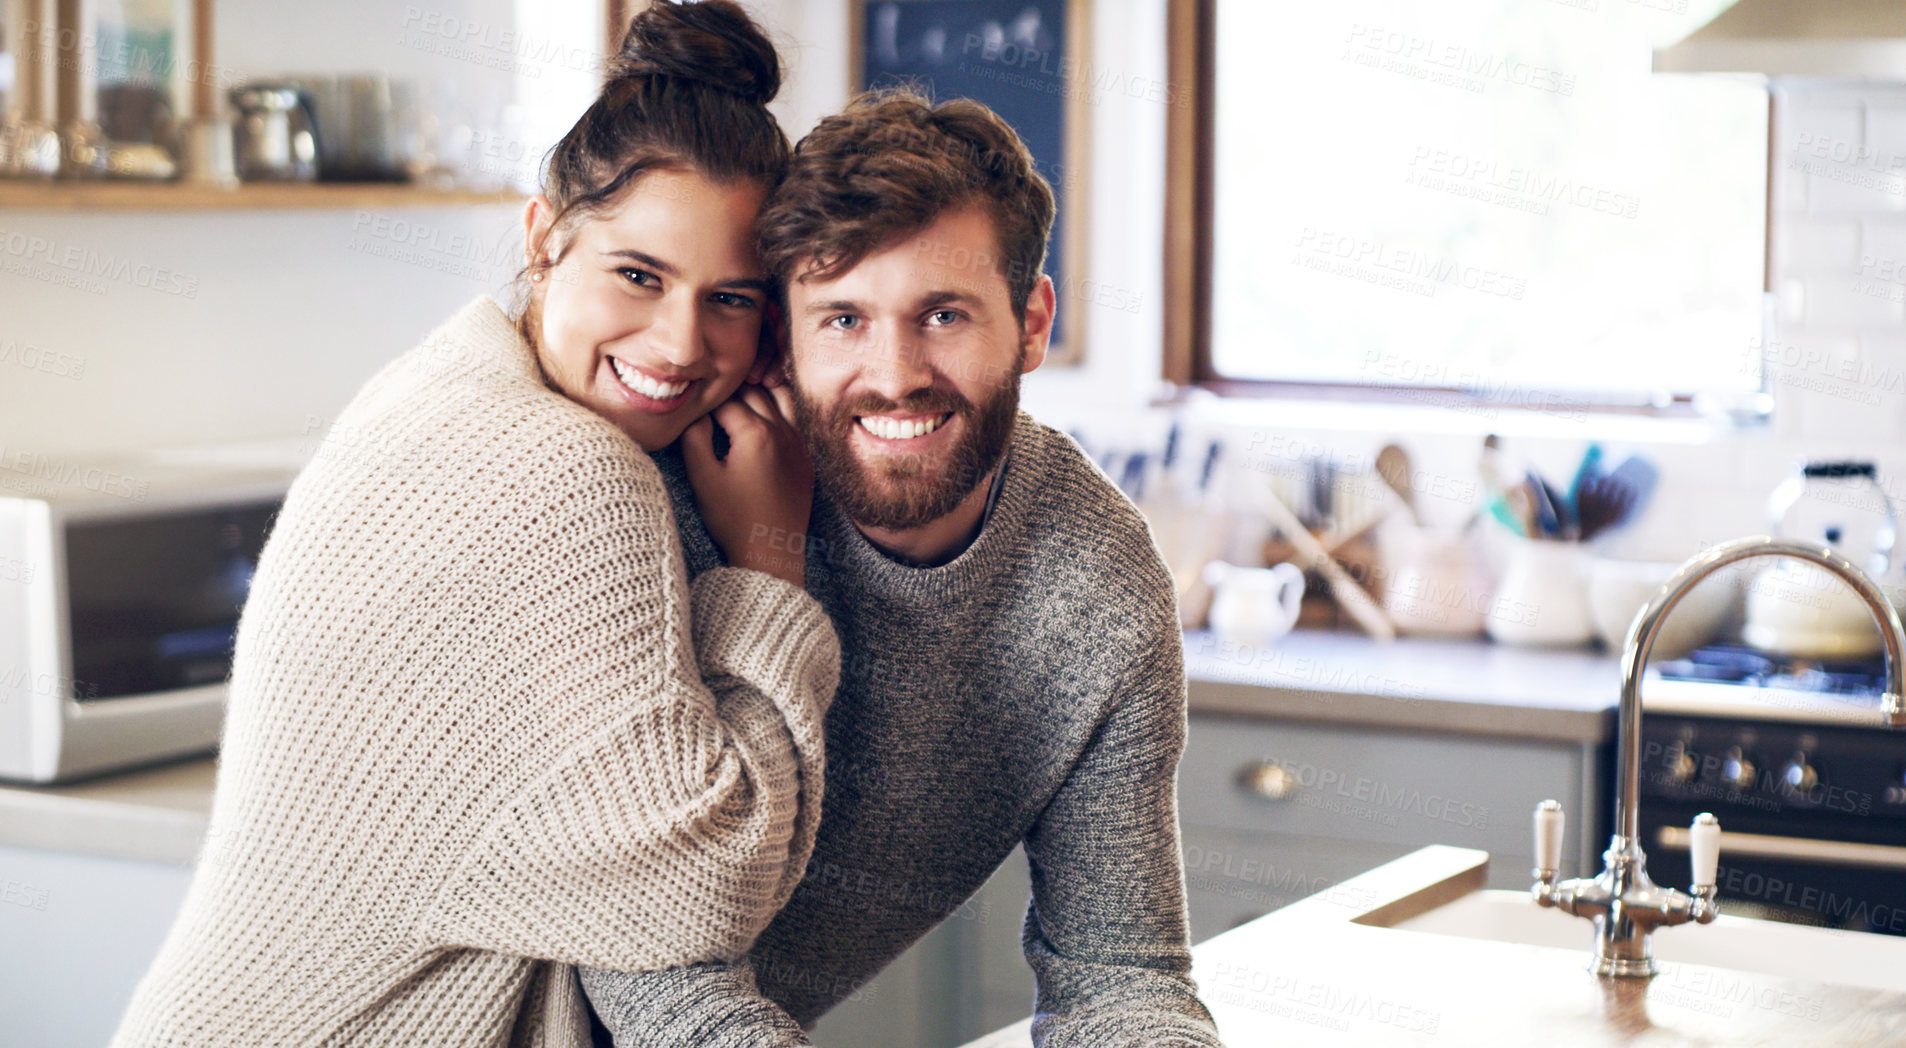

left=112, top=3, right=1222, bottom=1046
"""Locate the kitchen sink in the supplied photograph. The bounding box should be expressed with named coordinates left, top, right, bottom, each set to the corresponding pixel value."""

left=1390, top=888, right=1906, bottom=993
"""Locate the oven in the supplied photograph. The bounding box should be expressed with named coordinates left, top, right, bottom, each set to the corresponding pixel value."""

left=1641, top=643, right=1906, bottom=936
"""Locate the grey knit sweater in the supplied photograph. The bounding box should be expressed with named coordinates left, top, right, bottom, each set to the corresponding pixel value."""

left=581, top=413, right=1223, bottom=1046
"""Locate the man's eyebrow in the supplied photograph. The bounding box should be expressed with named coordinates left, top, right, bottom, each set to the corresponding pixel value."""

left=803, top=299, right=862, bottom=317
left=915, top=289, right=986, bottom=311
left=604, top=250, right=768, bottom=292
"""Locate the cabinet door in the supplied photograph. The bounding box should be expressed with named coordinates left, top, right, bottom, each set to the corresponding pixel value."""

left=1181, top=713, right=1602, bottom=885
left=0, top=844, right=192, bottom=1048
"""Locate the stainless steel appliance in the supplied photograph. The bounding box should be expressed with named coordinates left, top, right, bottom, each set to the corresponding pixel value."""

left=229, top=83, right=318, bottom=182
left=0, top=460, right=292, bottom=783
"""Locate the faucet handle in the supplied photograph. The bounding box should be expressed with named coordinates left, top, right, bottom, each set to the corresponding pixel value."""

left=1689, top=812, right=1721, bottom=889
left=1533, top=799, right=1564, bottom=879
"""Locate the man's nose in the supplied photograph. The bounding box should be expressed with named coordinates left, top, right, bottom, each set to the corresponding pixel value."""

left=862, top=331, right=934, bottom=402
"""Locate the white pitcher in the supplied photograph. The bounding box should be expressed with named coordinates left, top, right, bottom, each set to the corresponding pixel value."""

left=1203, top=561, right=1307, bottom=648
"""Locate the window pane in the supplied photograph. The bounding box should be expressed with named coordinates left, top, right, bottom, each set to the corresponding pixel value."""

left=1211, top=0, right=1767, bottom=400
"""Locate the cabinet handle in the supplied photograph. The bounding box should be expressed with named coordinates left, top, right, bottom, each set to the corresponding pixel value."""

left=1238, top=761, right=1299, bottom=802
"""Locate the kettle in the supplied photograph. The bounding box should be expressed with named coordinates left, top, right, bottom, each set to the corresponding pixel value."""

left=229, top=84, right=319, bottom=181
left=1742, top=462, right=1894, bottom=659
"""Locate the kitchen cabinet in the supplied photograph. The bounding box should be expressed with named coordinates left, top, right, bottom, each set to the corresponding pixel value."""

left=0, top=181, right=523, bottom=211
left=0, top=844, right=191, bottom=1048
left=1179, top=710, right=1605, bottom=943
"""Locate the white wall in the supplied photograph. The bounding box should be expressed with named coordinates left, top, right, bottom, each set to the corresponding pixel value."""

left=9, top=1, right=1906, bottom=574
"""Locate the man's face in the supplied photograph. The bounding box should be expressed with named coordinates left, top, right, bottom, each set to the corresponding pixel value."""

left=785, top=205, right=1053, bottom=531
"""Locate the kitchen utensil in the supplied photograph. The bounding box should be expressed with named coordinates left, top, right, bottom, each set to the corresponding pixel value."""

left=1250, top=482, right=1396, bottom=641
left=1575, top=473, right=1636, bottom=543
left=1486, top=494, right=1528, bottom=537
left=1375, top=444, right=1418, bottom=525
left=1504, top=481, right=1539, bottom=538
left=1485, top=537, right=1596, bottom=647
left=1204, top=561, right=1307, bottom=648
left=1526, top=470, right=1562, bottom=539
left=230, top=83, right=318, bottom=181
left=1567, top=443, right=1603, bottom=515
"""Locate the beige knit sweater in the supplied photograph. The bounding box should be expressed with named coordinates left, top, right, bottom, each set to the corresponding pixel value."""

left=110, top=297, right=840, bottom=1048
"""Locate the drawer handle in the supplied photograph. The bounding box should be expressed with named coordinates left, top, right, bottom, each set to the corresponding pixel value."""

left=1238, top=761, right=1299, bottom=802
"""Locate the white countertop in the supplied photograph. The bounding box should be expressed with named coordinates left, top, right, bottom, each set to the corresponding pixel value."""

left=0, top=757, right=213, bottom=866
left=1185, top=628, right=1621, bottom=743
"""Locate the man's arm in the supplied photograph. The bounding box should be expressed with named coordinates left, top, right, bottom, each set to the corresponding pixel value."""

left=1020, top=625, right=1225, bottom=1047
left=578, top=959, right=811, bottom=1048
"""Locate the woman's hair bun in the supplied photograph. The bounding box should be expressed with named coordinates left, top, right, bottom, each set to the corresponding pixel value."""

left=610, top=0, right=782, bottom=106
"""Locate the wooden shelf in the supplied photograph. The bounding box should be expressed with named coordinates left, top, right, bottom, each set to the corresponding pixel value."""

left=0, top=180, right=526, bottom=211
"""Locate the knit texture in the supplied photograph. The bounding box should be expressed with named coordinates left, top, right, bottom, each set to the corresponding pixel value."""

left=582, top=415, right=1223, bottom=1046
left=110, top=297, right=840, bottom=1048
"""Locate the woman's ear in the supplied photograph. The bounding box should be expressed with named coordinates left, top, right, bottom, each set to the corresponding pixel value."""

left=747, top=299, right=789, bottom=388
left=523, top=194, right=556, bottom=274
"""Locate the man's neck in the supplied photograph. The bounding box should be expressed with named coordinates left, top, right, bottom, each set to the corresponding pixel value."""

left=852, top=467, right=999, bottom=568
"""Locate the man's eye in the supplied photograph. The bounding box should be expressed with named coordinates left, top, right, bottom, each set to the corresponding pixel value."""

left=926, top=310, right=962, bottom=326
left=828, top=315, right=860, bottom=331
left=617, top=268, right=659, bottom=288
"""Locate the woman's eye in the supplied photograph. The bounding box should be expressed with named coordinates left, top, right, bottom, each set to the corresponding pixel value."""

left=617, top=268, right=659, bottom=288
left=711, top=291, right=759, bottom=310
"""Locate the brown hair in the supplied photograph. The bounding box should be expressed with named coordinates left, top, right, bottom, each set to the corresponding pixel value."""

left=757, top=87, right=1056, bottom=324
left=519, top=0, right=791, bottom=331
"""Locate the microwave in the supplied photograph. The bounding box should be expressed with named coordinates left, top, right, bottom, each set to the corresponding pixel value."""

left=0, top=459, right=293, bottom=783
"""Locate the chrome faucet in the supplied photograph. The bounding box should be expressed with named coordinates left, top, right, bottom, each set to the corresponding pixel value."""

left=1531, top=536, right=1906, bottom=977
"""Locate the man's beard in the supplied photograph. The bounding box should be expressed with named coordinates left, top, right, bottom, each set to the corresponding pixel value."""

left=791, top=359, right=1022, bottom=532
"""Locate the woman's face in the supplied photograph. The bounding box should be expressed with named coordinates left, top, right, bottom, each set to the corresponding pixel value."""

left=523, top=168, right=771, bottom=451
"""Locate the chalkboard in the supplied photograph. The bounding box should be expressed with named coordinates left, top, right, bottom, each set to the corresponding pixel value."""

left=853, top=0, right=1088, bottom=363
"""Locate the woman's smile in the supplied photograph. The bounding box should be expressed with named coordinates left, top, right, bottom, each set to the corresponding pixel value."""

left=604, top=355, right=700, bottom=414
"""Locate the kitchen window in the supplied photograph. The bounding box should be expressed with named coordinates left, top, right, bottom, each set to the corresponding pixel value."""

left=1166, top=0, right=1770, bottom=414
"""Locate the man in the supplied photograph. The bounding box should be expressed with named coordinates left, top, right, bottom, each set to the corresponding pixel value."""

left=581, top=89, right=1225, bottom=1047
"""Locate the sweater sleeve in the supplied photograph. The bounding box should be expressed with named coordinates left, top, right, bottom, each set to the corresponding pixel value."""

left=1021, top=626, right=1226, bottom=1047
left=424, top=448, right=839, bottom=971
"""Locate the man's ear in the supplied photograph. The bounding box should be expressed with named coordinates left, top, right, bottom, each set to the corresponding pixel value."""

left=1019, top=274, right=1057, bottom=375
left=523, top=194, right=556, bottom=273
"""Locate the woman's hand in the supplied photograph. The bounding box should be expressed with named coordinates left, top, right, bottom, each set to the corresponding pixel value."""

left=682, top=383, right=812, bottom=589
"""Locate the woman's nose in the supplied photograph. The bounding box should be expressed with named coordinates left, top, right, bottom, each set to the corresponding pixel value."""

left=645, top=294, right=704, bottom=368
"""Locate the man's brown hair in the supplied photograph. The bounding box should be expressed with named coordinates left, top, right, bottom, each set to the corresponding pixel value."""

left=758, top=88, right=1057, bottom=324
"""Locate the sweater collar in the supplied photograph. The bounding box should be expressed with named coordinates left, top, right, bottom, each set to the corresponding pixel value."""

left=433, top=296, right=546, bottom=389
left=810, top=412, right=1049, bottom=605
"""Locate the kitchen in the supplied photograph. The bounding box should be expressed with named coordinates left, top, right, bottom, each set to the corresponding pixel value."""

left=4, top=0, right=1906, bottom=1045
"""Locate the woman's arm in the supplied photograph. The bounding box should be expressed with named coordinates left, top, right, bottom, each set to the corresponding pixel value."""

left=422, top=442, right=837, bottom=971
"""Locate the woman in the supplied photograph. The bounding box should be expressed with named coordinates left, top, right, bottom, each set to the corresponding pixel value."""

left=110, top=4, right=831, bottom=1046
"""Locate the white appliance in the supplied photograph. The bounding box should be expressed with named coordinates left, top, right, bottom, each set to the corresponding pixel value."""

left=0, top=458, right=293, bottom=783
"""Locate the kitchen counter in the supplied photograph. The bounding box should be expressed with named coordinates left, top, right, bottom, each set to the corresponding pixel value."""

left=0, top=633, right=1621, bottom=864
left=961, top=846, right=1906, bottom=1047
left=1185, top=628, right=1620, bottom=743
left=0, top=757, right=213, bottom=866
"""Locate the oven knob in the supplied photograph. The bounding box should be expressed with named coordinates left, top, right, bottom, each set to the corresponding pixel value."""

left=1665, top=744, right=1698, bottom=785
left=1782, top=753, right=1819, bottom=794
left=1720, top=747, right=1757, bottom=791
